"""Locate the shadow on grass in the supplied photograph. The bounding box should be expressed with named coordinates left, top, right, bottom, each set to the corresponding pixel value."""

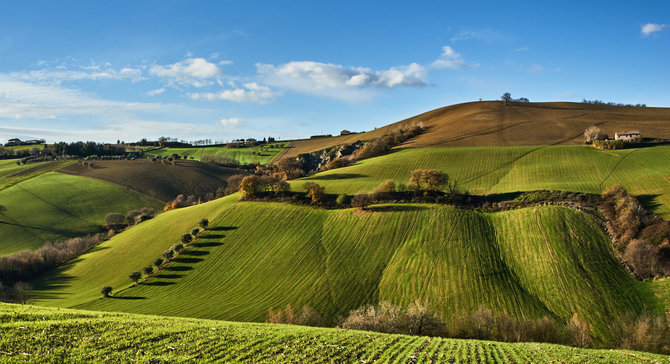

left=638, top=194, right=662, bottom=211
left=181, top=250, right=210, bottom=256
left=144, top=281, right=176, bottom=286
left=201, top=234, right=225, bottom=239
left=173, top=257, right=204, bottom=264
left=209, top=226, right=237, bottom=231
left=305, top=173, right=367, bottom=181
left=193, top=242, right=223, bottom=248
left=165, top=265, right=194, bottom=271
left=155, top=274, right=184, bottom=279
left=111, top=296, right=146, bottom=300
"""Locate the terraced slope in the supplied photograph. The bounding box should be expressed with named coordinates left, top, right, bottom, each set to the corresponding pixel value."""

left=31, top=199, right=655, bottom=344
left=276, top=101, right=670, bottom=159
left=0, top=172, right=162, bottom=256
left=2, top=304, right=667, bottom=363
left=144, top=142, right=287, bottom=165
left=59, top=159, right=247, bottom=202
left=299, top=145, right=670, bottom=218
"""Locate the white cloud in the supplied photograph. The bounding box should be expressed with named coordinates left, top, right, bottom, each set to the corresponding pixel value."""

left=149, top=57, right=224, bottom=87
left=527, top=64, right=544, bottom=74
left=255, top=61, right=426, bottom=101
left=0, top=75, right=161, bottom=120
left=641, top=23, right=668, bottom=37
left=220, top=117, right=241, bottom=128
left=147, top=87, right=166, bottom=96
left=431, top=46, right=478, bottom=70
left=8, top=65, right=145, bottom=84
left=189, top=82, right=280, bottom=104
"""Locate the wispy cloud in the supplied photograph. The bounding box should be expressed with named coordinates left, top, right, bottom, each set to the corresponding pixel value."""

left=220, top=117, right=241, bottom=128
left=641, top=23, right=668, bottom=37
left=7, top=64, right=145, bottom=84
left=0, top=75, right=161, bottom=120
left=255, top=61, right=426, bottom=101
left=149, top=57, right=224, bottom=87
left=431, top=46, right=478, bottom=70
left=450, top=29, right=509, bottom=43
left=189, top=82, right=281, bottom=104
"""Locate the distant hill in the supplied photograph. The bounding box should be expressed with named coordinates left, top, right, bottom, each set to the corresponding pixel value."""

left=59, top=159, right=247, bottom=202
left=2, top=303, right=666, bottom=363
left=276, top=101, right=670, bottom=159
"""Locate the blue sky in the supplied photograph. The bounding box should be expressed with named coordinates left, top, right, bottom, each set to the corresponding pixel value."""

left=0, top=0, right=668, bottom=143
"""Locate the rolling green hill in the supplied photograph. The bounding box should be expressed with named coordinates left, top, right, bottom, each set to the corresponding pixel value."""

left=2, top=303, right=666, bottom=363
left=0, top=172, right=162, bottom=256
left=144, top=142, right=287, bottom=165
left=299, top=145, right=670, bottom=218
left=30, top=197, right=656, bottom=345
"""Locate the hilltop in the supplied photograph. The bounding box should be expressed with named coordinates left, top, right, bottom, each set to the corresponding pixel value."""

left=276, top=101, right=670, bottom=159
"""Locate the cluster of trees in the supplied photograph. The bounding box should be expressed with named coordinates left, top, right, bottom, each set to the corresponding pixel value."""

left=266, top=304, right=328, bottom=327
left=104, top=208, right=157, bottom=233
left=0, top=234, right=105, bottom=300
left=52, top=141, right=127, bottom=158
left=584, top=126, right=628, bottom=149
left=238, top=175, right=291, bottom=199
left=591, top=139, right=626, bottom=150
left=582, top=99, right=647, bottom=107
left=104, top=218, right=209, bottom=297
left=600, top=185, right=670, bottom=278
left=500, top=92, right=530, bottom=103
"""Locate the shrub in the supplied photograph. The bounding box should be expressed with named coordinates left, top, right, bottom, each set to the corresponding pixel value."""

left=129, top=271, right=142, bottom=283
left=162, top=249, right=174, bottom=260
left=101, top=286, right=113, bottom=298
left=181, top=234, right=193, bottom=245
left=191, top=228, right=200, bottom=237
left=566, top=313, right=591, bottom=348
left=104, top=212, right=126, bottom=231
left=336, top=194, right=349, bottom=205
left=304, top=182, right=326, bottom=204
left=340, top=301, right=447, bottom=336
left=267, top=304, right=328, bottom=327
left=171, top=243, right=184, bottom=252
left=199, top=218, right=209, bottom=230
left=0, top=281, right=31, bottom=304
left=614, top=312, right=670, bottom=354
left=142, top=266, right=153, bottom=275
left=153, top=258, right=164, bottom=268
left=351, top=193, right=373, bottom=209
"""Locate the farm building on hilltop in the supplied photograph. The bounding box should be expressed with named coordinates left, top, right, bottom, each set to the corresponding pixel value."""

left=614, top=131, right=642, bottom=142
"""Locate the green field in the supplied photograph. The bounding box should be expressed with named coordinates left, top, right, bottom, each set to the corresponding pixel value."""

left=0, top=172, right=162, bottom=256
left=144, top=142, right=287, bottom=165
left=30, top=197, right=655, bottom=345
left=299, top=145, right=670, bottom=218
left=1, top=303, right=667, bottom=363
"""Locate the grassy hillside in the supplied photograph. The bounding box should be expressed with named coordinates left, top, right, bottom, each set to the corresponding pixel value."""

left=0, top=159, right=74, bottom=190
left=3, top=304, right=666, bottom=363
left=31, top=199, right=655, bottom=344
left=59, top=159, right=246, bottom=202
left=144, top=142, right=287, bottom=165
left=299, top=145, right=670, bottom=218
left=0, top=172, right=162, bottom=256
left=276, top=101, right=670, bottom=159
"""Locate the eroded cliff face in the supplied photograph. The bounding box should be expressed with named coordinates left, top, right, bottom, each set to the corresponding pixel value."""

left=296, top=141, right=364, bottom=173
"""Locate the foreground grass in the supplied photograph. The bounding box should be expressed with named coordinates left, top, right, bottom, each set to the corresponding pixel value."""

left=0, top=172, right=162, bottom=256
left=299, top=145, right=670, bottom=217
left=31, top=199, right=655, bottom=345
left=1, top=303, right=667, bottom=363
left=144, top=142, right=287, bottom=165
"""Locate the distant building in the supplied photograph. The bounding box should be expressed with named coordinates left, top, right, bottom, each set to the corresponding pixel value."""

left=5, top=138, right=21, bottom=146
left=614, top=131, right=642, bottom=142
left=340, top=129, right=351, bottom=136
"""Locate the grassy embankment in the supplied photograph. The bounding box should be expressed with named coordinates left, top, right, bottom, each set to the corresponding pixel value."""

left=299, top=145, right=670, bottom=218
left=2, top=303, right=668, bottom=363
left=0, top=171, right=162, bottom=256
left=30, top=196, right=656, bottom=345
left=144, top=142, right=288, bottom=165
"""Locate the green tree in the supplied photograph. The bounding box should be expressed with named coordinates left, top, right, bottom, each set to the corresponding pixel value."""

left=142, top=266, right=153, bottom=275
left=304, top=182, right=326, bottom=204
left=153, top=258, right=164, bottom=268
left=129, top=271, right=142, bottom=283
left=199, top=218, right=209, bottom=230
left=101, top=286, right=113, bottom=298
left=181, top=234, right=193, bottom=244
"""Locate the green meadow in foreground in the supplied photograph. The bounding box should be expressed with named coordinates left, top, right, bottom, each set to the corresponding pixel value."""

left=1, top=303, right=667, bottom=363
left=0, top=172, right=162, bottom=255
left=144, top=142, right=287, bottom=165
left=300, top=145, right=670, bottom=218
left=31, top=197, right=655, bottom=345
